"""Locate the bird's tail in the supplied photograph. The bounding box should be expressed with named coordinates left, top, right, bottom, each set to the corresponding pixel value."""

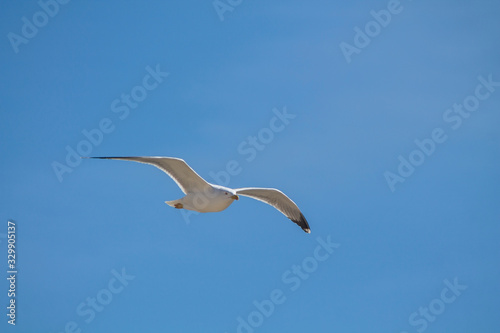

left=165, top=199, right=181, bottom=207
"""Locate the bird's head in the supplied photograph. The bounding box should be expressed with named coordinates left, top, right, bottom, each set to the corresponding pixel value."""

left=211, top=184, right=239, bottom=201
left=223, top=191, right=239, bottom=201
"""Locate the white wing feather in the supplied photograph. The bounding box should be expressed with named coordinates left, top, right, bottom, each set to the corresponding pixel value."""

left=86, top=156, right=211, bottom=194
left=235, top=187, right=310, bottom=233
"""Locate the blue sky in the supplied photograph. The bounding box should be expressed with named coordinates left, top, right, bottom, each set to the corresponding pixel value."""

left=1, top=0, right=499, bottom=332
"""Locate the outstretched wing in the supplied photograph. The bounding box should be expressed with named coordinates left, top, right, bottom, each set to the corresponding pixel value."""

left=85, top=156, right=211, bottom=194
left=235, top=187, right=311, bottom=233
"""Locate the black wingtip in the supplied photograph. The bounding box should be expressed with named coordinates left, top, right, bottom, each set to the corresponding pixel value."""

left=81, top=156, right=113, bottom=159
left=293, top=213, right=311, bottom=234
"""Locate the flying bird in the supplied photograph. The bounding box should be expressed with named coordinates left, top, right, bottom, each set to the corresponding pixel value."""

left=84, top=156, right=310, bottom=233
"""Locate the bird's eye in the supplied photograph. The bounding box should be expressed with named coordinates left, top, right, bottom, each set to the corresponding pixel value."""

left=225, top=192, right=228, bottom=195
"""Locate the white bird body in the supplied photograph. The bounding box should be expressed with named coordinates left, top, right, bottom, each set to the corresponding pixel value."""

left=165, top=184, right=237, bottom=213
left=85, top=156, right=311, bottom=233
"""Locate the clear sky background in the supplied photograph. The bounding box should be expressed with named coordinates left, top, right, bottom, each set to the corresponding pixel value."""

left=1, top=1, right=499, bottom=332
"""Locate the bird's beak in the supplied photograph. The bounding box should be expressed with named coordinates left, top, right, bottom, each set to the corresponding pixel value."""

left=231, top=195, right=239, bottom=200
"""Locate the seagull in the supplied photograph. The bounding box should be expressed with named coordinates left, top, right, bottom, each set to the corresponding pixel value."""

left=84, top=156, right=310, bottom=233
